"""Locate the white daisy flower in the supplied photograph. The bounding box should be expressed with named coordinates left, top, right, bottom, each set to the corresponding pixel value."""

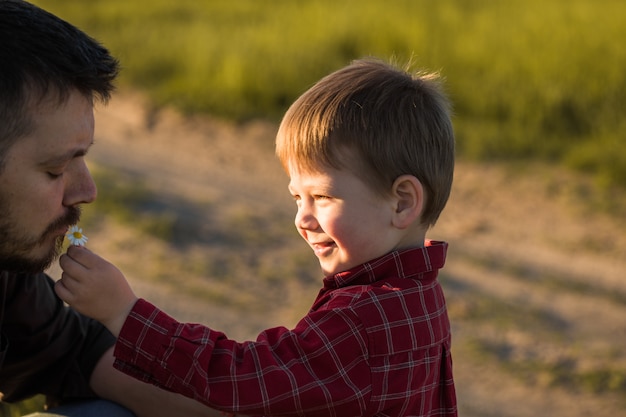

left=66, top=225, right=88, bottom=246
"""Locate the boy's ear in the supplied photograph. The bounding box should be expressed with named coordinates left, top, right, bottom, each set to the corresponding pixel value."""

left=390, top=175, right=424, bottom=229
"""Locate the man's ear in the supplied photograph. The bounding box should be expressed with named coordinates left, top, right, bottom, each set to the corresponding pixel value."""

left=390, top=175, right=424, bottom=229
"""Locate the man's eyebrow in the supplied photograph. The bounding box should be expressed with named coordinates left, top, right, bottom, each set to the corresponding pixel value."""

left=39, top=142, right=94, bottom=166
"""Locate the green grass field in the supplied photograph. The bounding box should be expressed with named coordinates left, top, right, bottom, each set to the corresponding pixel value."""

left=4, top=3, right=625, bottom=414
left=33, top=0, right=626, bottom=193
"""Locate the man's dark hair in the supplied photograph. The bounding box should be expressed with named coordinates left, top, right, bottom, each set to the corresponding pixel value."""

left=0, top=0, right=120, bottom=168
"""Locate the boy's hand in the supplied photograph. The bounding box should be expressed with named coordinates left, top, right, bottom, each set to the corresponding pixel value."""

left=55, top=246, right=138, bottom=337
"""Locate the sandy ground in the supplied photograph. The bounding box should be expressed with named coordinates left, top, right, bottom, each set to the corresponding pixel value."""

left=49, top=91, right=625, bottom=416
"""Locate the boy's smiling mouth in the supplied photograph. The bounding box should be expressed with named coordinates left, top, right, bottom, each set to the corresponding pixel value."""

left=311, top=241, right=336, bottom=256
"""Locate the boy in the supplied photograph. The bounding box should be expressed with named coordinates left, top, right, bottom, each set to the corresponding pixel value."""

left=56, top=58, right=457, bottom=416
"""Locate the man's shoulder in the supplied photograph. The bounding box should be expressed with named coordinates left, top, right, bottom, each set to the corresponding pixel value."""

left=0, top=270, right=53, bottom=285
left=0, top=270, right=56, bottom=305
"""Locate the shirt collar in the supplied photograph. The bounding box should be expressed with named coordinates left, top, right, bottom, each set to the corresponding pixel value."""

left=322, top=240, right=448, bottom=290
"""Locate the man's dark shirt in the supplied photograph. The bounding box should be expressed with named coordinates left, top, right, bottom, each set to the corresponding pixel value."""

left=0, top=270, right=115, bottom=403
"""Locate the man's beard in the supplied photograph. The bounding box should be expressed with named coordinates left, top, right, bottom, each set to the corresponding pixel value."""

left=0, top=206, right=82, bottom=274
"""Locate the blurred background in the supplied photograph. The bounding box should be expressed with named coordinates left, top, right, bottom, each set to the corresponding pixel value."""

left=38, top=0, right=626, bottom=190
left=3, top=1, right=624, bottom=416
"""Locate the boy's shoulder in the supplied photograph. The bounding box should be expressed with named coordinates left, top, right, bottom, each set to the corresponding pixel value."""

left=317, top=277, right=450, bottom=354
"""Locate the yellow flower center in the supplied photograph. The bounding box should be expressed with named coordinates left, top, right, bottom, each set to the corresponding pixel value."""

left=73, top=231, right=83, bottom=239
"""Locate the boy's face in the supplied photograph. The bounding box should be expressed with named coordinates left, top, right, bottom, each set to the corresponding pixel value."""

left=0, top=90, right=97, bottom=273
left=288, top=163, right=401, bottom=276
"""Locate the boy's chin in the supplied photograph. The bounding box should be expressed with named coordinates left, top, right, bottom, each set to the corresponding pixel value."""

left=319, top=263, right=342, bottom=277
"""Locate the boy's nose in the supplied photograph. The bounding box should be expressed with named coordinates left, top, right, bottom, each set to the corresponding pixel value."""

left=295, top=205, right=318, bottom=231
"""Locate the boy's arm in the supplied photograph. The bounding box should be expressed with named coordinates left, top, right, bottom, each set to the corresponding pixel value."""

left=90, top=346, right=223, bottom=417
left=55, top=246, right=137, bottom=337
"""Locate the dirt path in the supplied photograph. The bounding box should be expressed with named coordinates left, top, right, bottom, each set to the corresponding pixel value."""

left=68, top=91, right=626, bottom=416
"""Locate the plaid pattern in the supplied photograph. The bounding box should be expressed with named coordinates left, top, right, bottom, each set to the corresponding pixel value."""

left=114, top=241, right=457, bottom=416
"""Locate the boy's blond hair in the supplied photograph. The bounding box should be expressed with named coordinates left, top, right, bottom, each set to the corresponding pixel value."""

left=276, top=58, right=455, bottom=227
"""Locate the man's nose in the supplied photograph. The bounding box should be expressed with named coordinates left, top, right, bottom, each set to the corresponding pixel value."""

left=63, top=163, right=97, bottom=206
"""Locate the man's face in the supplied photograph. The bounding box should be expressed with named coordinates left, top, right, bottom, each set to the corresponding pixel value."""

left=0, top=90, right=97, bottom=273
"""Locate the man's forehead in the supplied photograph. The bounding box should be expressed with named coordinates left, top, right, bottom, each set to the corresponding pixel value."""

left=9, top=91, right=94, bottom=159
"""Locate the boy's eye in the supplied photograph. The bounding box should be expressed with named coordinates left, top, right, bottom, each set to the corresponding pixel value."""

left=47, top=172, right=63, bottom=179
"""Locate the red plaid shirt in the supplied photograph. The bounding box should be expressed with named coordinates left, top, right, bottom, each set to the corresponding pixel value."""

left=114, top=241, right=457, bottom=416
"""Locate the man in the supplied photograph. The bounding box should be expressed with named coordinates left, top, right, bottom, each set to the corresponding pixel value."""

left=0, top=1, right=219, bottom=416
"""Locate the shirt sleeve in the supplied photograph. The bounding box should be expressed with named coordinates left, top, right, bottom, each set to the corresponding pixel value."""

left=114, top=298, right=373, bottom=415
left=0, top=272, right=116, bottom=403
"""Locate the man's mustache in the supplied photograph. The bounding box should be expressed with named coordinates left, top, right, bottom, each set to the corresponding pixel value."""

left=43, top=206, right=82, bottom=238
